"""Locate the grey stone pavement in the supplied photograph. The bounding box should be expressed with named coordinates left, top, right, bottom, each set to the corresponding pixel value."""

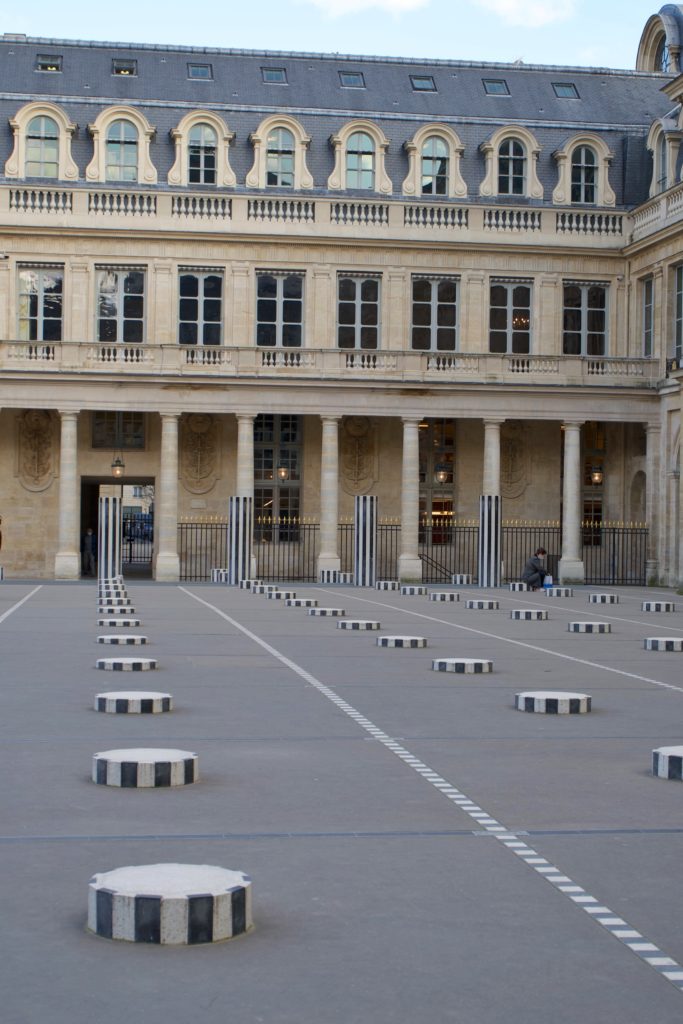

left=2, top=579, right=683, bottom=1024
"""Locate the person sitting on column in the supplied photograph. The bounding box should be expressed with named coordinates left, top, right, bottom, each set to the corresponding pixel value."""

left=81, top=527, right=97, bottom=577
left=521, top=547, right=547, bottom=591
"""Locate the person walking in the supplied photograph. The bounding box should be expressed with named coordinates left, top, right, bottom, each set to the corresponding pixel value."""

left=82, top=527, right=97, bottom=577
left=521, top=547, right=547, bottom=590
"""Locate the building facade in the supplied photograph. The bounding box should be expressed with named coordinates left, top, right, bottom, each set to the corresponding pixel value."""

left=1, top=6, right=682, bottom=584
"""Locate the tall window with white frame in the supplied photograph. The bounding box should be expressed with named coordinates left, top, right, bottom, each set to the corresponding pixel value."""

left=337, top=275, right=380, bottom=349
left=421, top=136, right=448, bottom=195
left=346, top=132, right=375, bottom=189
left=489, top=281, right=531, bottom=353
left=657, top=134, right=668, bottom=193
left=254, top=414, right=301, bottom=541
left=562, top=282, right=607, bottom=356
left=266, top=128, right=294, bottom=187
left=188, top=123, right=217, bottom=185
left=18, top=266, right=63, bottom=341
left=256, top=272, right=303, bottom=347
left=570, top=146, right=596, bottom=204
left=411, top=277, right=457, bottom=351
left=675, top=265, right=683, bottom=363
left=498, top=138, right=525, bottom=195
left=96, top=268, right=145, bottom=343
left=178, top=270, right=222, bottom=345
left=642, top=278, right=654, bottom=358
left=105, top=120, right=138, bottom=182
left=25, top=116, right=59, bottom=178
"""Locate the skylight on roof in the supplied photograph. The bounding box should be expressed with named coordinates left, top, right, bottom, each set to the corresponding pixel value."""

left=188, top=63, right=213, bottom=80
left=553, top=81, right=580, bottom=98
left=339, top=71, right=365, bottom=88
left=262, top=67, right=287, bottom=84
left=35, top=54, right=62, bottom=72
left=411, top=75, right=436, bottom=92
left=483, top=78, right=509, bottom=95
left=112, top=59, right=137, bottom=76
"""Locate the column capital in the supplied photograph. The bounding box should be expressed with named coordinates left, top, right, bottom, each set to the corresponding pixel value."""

left=561, top=420, right=583, bottom=430
left=236, top=412, right=256, bottom=423
left=58, top=409, right=80, bottom=419
left=320, top=414, right=341, bottom=424
left=645, top=422, right=661, bottom=435
left=160, top=411, right=181, bottom=422
left=401, top=416, right=421, bottom=427
left=483, top=417, right=505, bottom=426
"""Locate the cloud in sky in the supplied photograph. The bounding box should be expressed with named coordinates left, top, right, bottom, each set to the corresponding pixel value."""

left=299, top=0, right=428, bottom=15
left=471, top=0, right=577, bottom=27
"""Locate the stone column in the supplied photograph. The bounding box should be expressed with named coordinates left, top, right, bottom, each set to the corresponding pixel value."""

left=155, top=413, right=180, bottom=581
left=236, top=413, right=256, bottom=575
left=482, top=418, right=504, bottom=494
left=645, top=423, right=661, bottom=584
left=317, top=416, right=341, bottom=575
left=54, top=410, right=80, bottom=579
left=559, top=421, right=585, bottom=584
left=398, top=417, right=422, bottom=582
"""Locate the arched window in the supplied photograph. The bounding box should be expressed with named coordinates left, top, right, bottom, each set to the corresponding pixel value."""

left=188, top=123, right=217, bottom=185
left=570, top=145, right=596, bottom=204
left=656, top=36, right=672, bottom=72
left=266, top=127, right=295, bottom=187
left=498, top=138, right=525, bottom=195
left=421, top=136, right=448, bottom=195
left=346, top=132, right=375, bottom=190
left=25, top=115, right=59, bottom=178
left=657, top=133, right=668, bottom=192
left=105, top=120, right=138, bottom=182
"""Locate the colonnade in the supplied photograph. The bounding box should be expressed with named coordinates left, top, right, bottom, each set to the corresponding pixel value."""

left=52, top=409, right=661, bottom=584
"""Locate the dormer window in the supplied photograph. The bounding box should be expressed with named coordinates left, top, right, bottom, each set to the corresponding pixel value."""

left=112, top=59, right=137, bottom=76
left=35, top=54, right=62, bottom=72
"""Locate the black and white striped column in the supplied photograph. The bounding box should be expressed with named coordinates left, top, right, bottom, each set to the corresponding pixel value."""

left=478, top=495, right=501, bottom=588
left=98, top=496, right=123, bottom=582
left=354, top=495, right=377, bottom=587
left=228, top=496, right=253, bottom=586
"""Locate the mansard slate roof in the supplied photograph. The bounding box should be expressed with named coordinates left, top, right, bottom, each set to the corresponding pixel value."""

left=0, top=32, right=676, bottom=206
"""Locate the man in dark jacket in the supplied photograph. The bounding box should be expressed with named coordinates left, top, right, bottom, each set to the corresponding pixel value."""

left=521, top=547, right=547, bottom=590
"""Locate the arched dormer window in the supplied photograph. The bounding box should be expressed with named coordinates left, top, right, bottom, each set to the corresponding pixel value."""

left=4, top=101, right=78, bottom=181
left=402, top=124, right=466, bottom=198
left=479, top=126, right=543, bottom=200
left=646, top=119, right=683, bottom=197
left=637, top=11, right=682, bottom=74
left=328, top=120, right=392, bottom=194
left=169, top=111, right=235, bottom=187
left=552, top=133, right=615, bottom=206
left=85, top=106, right=157, bottom=185
left=246, top=115, right=313, bottom=190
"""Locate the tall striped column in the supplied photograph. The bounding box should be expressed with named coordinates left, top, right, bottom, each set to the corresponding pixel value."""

left=478, top=495, right=501, bottom=588
left=98, top=496, right=123, bottom=581
left=54, top=410, right=81, bottom=579
left=558, top=421, right=585, bottom=584
left=228, top=496, right=253, bottom=585
left=354, top=495, right=377, bottom=587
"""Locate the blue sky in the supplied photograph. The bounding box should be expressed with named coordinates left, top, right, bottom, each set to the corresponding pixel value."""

left=5, top=1, right=660, bottom=69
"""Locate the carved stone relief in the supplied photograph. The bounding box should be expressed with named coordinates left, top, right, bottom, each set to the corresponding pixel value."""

left=501, top=423, right=531, bottom=500
left=340, top=416, right=378, bottom=496
left=16, top=410, right=55, bottom=492
left=180, top=413, right=219, bottom=494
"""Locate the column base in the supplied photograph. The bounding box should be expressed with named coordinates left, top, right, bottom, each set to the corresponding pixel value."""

left=155, top=553, right=180, bottom=582
left=646, top=560, right=660, bottom=586
left=398, top=555, right=423, bottom=583
left=54, top=551, right=80, bottom=580
left=558, top=558, right=585, bottom=585
left=317, top=554, right=341, bottom=576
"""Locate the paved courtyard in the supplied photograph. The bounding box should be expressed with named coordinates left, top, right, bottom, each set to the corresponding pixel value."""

left=2, top=578, right=683, bottom=1023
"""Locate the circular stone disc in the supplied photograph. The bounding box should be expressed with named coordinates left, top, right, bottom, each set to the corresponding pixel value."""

left=95, top=691, right=170, bottom=701
left=653, top=746, right=683, bottom=757
left=94, top=748, right=195, bottom=762
left=90, top=863, right=249, bottom=898
left=517, top=690, right=589, bottom=700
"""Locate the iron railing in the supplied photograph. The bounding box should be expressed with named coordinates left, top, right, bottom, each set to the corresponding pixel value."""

left=122, top=512, right=154, bottom=567
left=178, top=521, right=229, bottom=582
left=582, top=523, right=648, bottom=585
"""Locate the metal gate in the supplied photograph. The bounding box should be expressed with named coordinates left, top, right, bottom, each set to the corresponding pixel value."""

left=122, top=512, right=154, bottom=569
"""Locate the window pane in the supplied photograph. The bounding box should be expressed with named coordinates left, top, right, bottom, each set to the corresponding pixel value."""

left=258, top=275, right=277, bottom=298
left=123, top=320, right=143, bottom=343
left=179, top=322, right=198, bottom=344
left=257, top=299, right=277, bottom=322
left=361, top=279, right=378, bottom=302
left=179, top=298, right=198, bottom=320
left=338, top=278, right=356, bottom=301
left=436, top=328, right=456, bottom=350
left=413, top=279, right=431, bottom=303
left=338, top=325, right=355, bottom=348
left=360, top=327, right=377, bottom=348
left=413, top=304, right=431, bottom=327
left=283, top=275, right=302, bottom=299
left=257, top=324, right=276, bottom=346
left=180, top=275, right=199, bottom=297
left=412, top=327, right=431, bottom=350
left=489, top=332, right=507, bottom=353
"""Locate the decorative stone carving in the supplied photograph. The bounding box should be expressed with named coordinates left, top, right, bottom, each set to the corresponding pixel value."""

left=16, top=410, right=55, bottom=492
left=340, top=416, right=378, bottom=495
left=501, top=424, right=530, bottom=500
left=180, top=414, right=219, bottom=494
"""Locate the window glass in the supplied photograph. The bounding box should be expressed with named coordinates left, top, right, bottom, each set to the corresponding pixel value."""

left=96, top=268, right=145, bottom=344
left=674, top=266, right=682, bottom=361
left=498, top=138, right=525, bottom=195
left=25, top=116, right=59, bottom=178
left=337, top=276, right=380, bottom=349
left=411, top=277, right=457, bottom=351
left=188, top=63, right=212, bottom=79
left=553, top=82, right=579, bottom=98
left=179, top=271, right=223, bottom=345
left=256, top=273, right=303, bottom=347
left=339, top=71, right=365, bottom=88
left=421, top=136, right=448, bottom=196
left=105, top=120, right=138, bottom=182
left=570, top=146, right=596, bottom=203
left=18, top=267, right=63, bottom=341
left=262, top=67, right=287, bottom=83
left=489, top=281, right=531, bottom=354
left=188, top=123, right=217, bottom=185
left=411, top=75, right=436, bottom=91
left=483, top=79, right=509, bottom=95
left=112, top=59, right=137, bottom=76
left=92, top=411, right=145, bottom=449
left=35, top=54, right=62, bottom=72
left=642, top=279, right=653, bottom=358
left=346, top=132, right=375, bottom=190
left=266, top=127, right=294, bottom=187
left=562, top=283, right=607, bottom=356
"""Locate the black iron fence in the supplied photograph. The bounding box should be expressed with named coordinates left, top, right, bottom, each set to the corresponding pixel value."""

left=177, top=518, right=647, bottom=585
left=122, top=512, right=154, bottom=567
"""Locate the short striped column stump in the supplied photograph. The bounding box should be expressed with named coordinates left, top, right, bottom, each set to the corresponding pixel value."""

left=568, top=622, right=611, bottom=634
left=98, top=618, right=141, bottom=628
left=99, top=587, right=127, bottom=597
left=589, top=593, right=619, bottom=604
left=252, top=584, right=278, bottom=594
left=286, top=598, right=317, bottom=608
left=400, top=585, right=427, bottom=596
left=93, top=748, right=198, bottom=788
left=268, top=590, right=296, bottom=600
left=97, top=597, right=131, bottom=606
left=88, top=863, right=252, bottom=944
left=239, top=579, right=263, bottom=590
left=308, top=607, right=345, bottom=616
left=337, top=620, right=380, bottom=630
left=466, top=599, right=499, bottom=610
left=544, top=587, right=573, bottom=597
left=96, top=657, right=157, bottom=671
left=337, top=572, right=354, bottom=584
left=95, top=692, right=173, bottom=714
left=452, top=574, right=472, bottom=585
left=432, top=658, right=492, bottom=674
left=511, top=609, right=548, bottom=621
left=509, top=582, right=528, bottom=592
left=644, top=637, right=683, bottom=652
left=0, top=567, right=4, bottom=581
left=515, top=691, right=591, bottom=714
left=653, top=746, right=683, bottom=780
left=376, top=581, right=399, bottom=591
left=377, top=636, right=427, bottom=648
left=98, top=635, right=147, bottom=645
left=642, top=601, right=676, bottom=613
left=429, top=592, right=459, bottom=602
left=99, top=606, right=136, bottom=616
left=211, top=569, right=229, bottom=583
